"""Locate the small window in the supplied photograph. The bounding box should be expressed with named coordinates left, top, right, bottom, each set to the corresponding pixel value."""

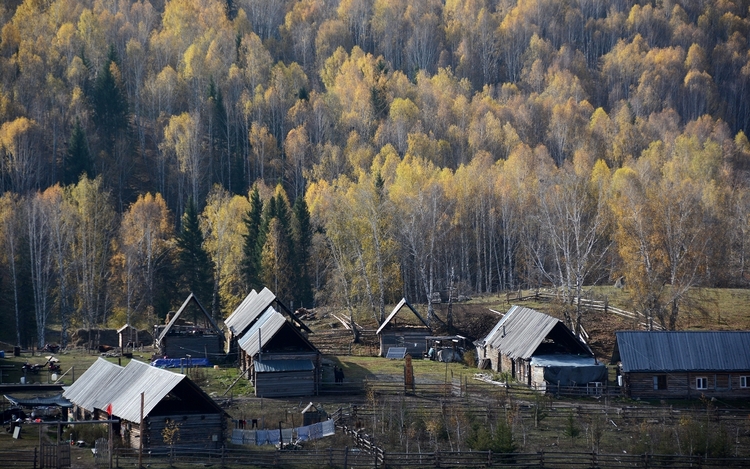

left=653, top=375, right=667, bottom=390
left=741, top=376, right=748, bottom=388
left=696, top=377, right=708, bottom=390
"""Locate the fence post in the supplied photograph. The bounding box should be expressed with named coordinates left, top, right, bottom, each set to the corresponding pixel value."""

left=538, top=450, right=544, bottom=468
left=34, top=447, right=38, bottom=469
left=642, top=452, right=649, bottom=469
left=488, top=450, right=492, bottom=465
left=592, top=451, right=597, bottom=468
left=343, top=446, right=349, bottom=468
left=434, top=450, right=440, bottom=468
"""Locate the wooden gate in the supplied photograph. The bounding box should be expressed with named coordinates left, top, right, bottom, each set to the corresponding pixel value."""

left=39, top=444, right=70, bottom=469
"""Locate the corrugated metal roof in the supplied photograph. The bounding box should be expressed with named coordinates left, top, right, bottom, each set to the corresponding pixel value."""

left=237, top=309, right=289, bottom=356
left=100, top=360, right=186, bottom=423
left=63, top=358, right=224, bottom=423
left=64, top=358, right=186, bottom=423
left=478, top=305, right=562, bottom=360
left=63, top=358, right=123, bottom=412
left=615, top=331, right=750, bottom=372
left=376, top=298, right=430, bottom=335
left=254, top=359, right=314, bottom=373
left=223, top=289, right=261, bottom=335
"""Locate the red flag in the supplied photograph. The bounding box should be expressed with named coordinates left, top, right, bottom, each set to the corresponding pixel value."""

left=106, top=403, right=112, bottom=416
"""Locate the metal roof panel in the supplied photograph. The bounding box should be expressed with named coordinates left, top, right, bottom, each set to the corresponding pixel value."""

left=63, top=358, right=123, bottom=412
left=480, top=305, right=561, bottom=359
left=615, top=331, right=750, bottom=372
left=237, top=309, right=287, bottom=356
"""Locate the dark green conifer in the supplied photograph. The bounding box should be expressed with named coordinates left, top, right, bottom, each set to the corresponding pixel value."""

left=176, top=197, right=215, bottom=314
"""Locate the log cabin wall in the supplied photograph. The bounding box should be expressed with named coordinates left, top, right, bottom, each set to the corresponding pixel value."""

left=138, top=413, right=225, bottom=449
left=624, top=371, right=750, bottom=399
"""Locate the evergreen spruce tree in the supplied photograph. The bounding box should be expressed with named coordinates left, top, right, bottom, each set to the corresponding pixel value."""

left=292, top=195, right=314, bottom=307
left=92, top=45, right=129, bottom=154
left=270, top=189, right=296, bottom=303
left=241, top=186, right=264, bottom=291
left=176, top=197, right=214, bottom=314
left=63, top=119, right=93, bottom=185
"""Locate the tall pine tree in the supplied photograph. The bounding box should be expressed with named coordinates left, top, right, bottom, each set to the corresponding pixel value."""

left=241, top=186, right=264, bottom=291
left=176, top=197, right=214, bottom=315
left=292, top=195, right=314, bottom=307
left=92, top=45, right=129, bottom=152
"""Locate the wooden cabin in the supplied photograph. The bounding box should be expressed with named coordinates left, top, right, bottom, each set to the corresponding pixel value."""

left=475, top=305, right=605, bottom=391
left=612, top=331, right=750, bottom=400
left=154, top=293, right=224, bottom=361
left=236, top=308, right=320, bottom=397
left=63, top=358, right=226, bottom=450
left=376, top=298, right=431, bottom=358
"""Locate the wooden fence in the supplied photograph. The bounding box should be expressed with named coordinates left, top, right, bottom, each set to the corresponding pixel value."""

left=509, top=288, right=665, bottom=331
left=0, top=449, right=38, bottom=468
left=104, top=446, right=750, bottom=468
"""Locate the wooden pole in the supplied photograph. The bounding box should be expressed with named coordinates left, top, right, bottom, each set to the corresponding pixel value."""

left=108, top=420, right=113, bottom=469
left=39, top=423, right=43, bottom=469
left=138, top=392, right=144, bottom=469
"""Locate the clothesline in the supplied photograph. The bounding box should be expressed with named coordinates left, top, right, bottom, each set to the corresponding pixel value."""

left=231, top=419, right=335, bottom=446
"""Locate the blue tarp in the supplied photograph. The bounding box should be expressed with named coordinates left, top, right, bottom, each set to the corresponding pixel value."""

left=150, top=358, right=212, bottom=368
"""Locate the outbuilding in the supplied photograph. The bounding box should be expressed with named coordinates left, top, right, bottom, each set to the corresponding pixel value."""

left=612, top=330, right=750, bottom=399
left=236, top=308, right=320, bottom=397
left=154, top=293, right=224, bottom=362
left=376, top=298, right=432, bottom=358
left=475, top=305, right=606, bottom=391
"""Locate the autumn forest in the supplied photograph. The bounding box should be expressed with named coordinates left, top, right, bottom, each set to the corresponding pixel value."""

left=1, top=0, right=750, bottom=347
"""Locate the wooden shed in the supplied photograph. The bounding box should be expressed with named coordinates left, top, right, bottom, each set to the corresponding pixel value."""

left=612, top=331, right=750, bottom=400
left=154, top=293, right=224, bottom=361
left=475, top=305, right=605, bottom=390
left=236, top=308, right=320, bottom=397
left=376, top=298, right=431, bottom=358
left=63, top=358, right=227, bottom=450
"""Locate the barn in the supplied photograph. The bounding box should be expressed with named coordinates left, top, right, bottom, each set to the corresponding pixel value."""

left=376, top=298, right=432, bottom=358
left=475, top=305, right=606, bottom=391
left=154, top=293, right=224, bottom=361
left=63, top=358, right=226, bottom=449
left=236, top=308, right=321, bottom=397
left=612, top=331, right=750, bottom=400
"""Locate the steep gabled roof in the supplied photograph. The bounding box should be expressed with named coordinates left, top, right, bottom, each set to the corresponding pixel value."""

left=224, top=287, right=311, bottom=337
left=223, top=289, right=260, bottom=335
left=63, top=358, right=123, bottom=412
left=376, top=298, right=430, bottom=335
left=477, top=305, right=592, bottom=360
left=63, top=358, right=222, bottom=423
left=158, top=293, right=222, bottom=342
left=237, top=309, right=318, bottom=357
left=613, top=331, right=750, bottom=372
